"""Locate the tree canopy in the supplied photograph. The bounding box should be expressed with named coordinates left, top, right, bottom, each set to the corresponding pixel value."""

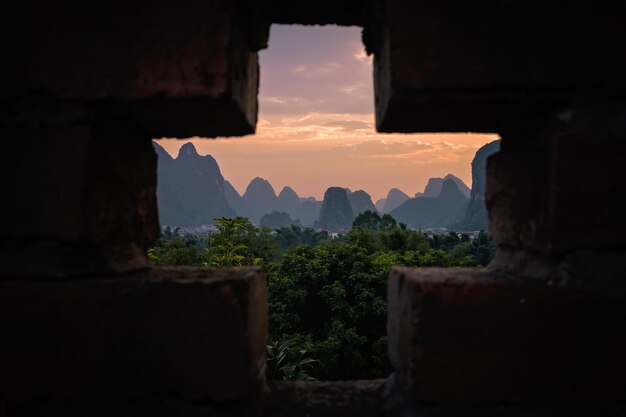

left=149, top=214, right=496, bottom=379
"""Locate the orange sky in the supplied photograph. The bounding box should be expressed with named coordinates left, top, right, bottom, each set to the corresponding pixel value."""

left=156, top=25, right=498, bottom=201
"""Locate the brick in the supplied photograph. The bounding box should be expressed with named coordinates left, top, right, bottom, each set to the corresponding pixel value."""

left=486, top=103, right=626, bottom=255
left=548, top=105, right=626, bottom=253
left=268, top=380, right=384, bottom=417
left=0, top=267, right=268, bottom=403
left=0, top=97, right=159, bottom=276
left=387, top=267, right=626, bottom=404
left=1, top=0, right=259, bottom=138
left=486, top=146, right=551, bottom=253
left=370, top=1, right=626, bottom=133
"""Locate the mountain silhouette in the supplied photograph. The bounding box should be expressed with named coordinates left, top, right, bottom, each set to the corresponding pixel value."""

left=242, top=177, right=278, bottom=224
left=223, top=180, right=248, bottom=217
left=295, top=201, right=322, bottom=226
left=317, top=187, right=354, bottom=230
left=276, top=186, right=301, bottom=218
left=260, top=211, right=298, bottom=229
left=154, top=143, right=482, bottom=231
left=375, top=198, right=387, bottom=213
left=153, top=142, right=234, bottom=227
left=382, top=188, right=410, bottom=213
left=460, top=140, right=501, bottom=230
left=422, top=174, right=471, bottom=198
left=348, top=190, right=378, bottom=215
left=390, top=179, right=468, bottom=229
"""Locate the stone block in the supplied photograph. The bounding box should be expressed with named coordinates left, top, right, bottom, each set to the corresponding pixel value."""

left=548, top=104, right=626, bottom=253
left=486, top=103, right=626, bottom=255
left=268, top=380, right=384, bottom=417
left=0, top=97, right=159, bottom=276
left=486, top=148, right=551, bottom=253
left=387, top=267, right=626, bottom=404
left=1, top=0, right=259, bottom=138
left=371, top=1, right=626, bottom=133
left=0, top=267, right=268, bottom=404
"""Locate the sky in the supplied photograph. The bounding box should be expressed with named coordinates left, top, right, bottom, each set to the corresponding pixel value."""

left=156, top=25, right=498, bottom=201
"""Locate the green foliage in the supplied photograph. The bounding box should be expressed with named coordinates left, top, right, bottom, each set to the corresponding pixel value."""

left=352, top=210, right=397, bottom=231
left=274, top=225, right=330, bottom=253
left=268, top=242, right=389, bottom=379
left=266, top=337, right=318, bottom=381
left=347, top=220, right=430, bottom=255
left=149, top=233, right=206, bottom=266
left=207, top=217, right=249, bottom=267
left=473, top=229, right=496, bottom=266
left=148, top=214, right=497, bottom=380
left=260, top=211, right=297, bottom=229
left=207, top=217, right=277, bottom=267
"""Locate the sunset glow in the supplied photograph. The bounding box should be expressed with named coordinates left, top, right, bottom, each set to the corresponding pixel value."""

left=156, top=25, right=499, bottom=200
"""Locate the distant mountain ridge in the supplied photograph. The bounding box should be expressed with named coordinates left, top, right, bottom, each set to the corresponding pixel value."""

left=242, top=177, right=278, bottom=224
left=223, top=180, right=247, bottom=217
left=154, top=141, right=493, bottom=231
left=318, top=187, right=354, bottom=230
left=153, top=142, right=234, bottom=227
left=422, top=174, right=470, bottom=198
left=390, top=179, right=468, bottom=229
left=382, top=188, right=410, bottom=213
left=459, top=140, right=501, bottom=230
left=348, top=190, right=378, bottom=216
left=277, top=186, right=301, bottom=219
left=375, top=198, right=386, bottom=213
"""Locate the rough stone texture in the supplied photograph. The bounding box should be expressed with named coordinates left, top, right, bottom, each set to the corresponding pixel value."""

left=2, top=1, right=626, bottom=416
left=268, top=380, right=385, bottom=417
left=370, top=1, right=626, bottom=133
left=0, top=95, right=159, bottom=277
left=0, top=267, right=267, bottom=409
left=2, top=400, right=263, bottom=417
left=387, top=267, right=626, bottom=405
left=1, top=0, right=260, bottom=138
left=487, top=102, right=626, bottom=257
left=547, top=103, right=626, bottom=253
left=154, top=141, right=235, bottom=227
left=486, top=134, right=553, bottom=254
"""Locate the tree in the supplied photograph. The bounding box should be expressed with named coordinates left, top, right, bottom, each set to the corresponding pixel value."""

left=206, top=217, right=249, bottom=267
left=260, top=211, right=297, bottom=229
left=352, top=210, right=397, bottom=232
left=473, top=229, right=496, bottom=266
left=266, top=337, right=318, bottom=381
left=150, top=237, right=205, bottom=266
left=268, top=242, right=389, bottom=379
left=148, top=217, right=498, bottom=381
left=380, top=214, right=397, bottom=231
left=352, top=210, right=382, bottom=230
left=274, top=225, right=330, bottom=253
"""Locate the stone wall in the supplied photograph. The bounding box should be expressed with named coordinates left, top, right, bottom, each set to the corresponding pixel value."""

left=1, top=1, right=625, bottom=416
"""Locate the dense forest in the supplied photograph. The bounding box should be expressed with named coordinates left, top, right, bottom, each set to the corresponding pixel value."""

left=148, top=211, right=495, bottom=380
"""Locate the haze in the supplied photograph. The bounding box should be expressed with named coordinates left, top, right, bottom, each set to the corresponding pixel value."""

left=156, top=25, right=498, bottom=200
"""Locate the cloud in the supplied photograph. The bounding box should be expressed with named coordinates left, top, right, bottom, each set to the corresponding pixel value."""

left=353, top=45, right=372, bottom=63
left=322, top=120, right=372, bottom=130
left=259, top=25, right=373, bottom=115
left=290, top=61, right=342, bottom=79
left=349, top=140, right=434, bottom=156
left=153, top=25, right=501, bottom=200
left=263, top=96, right=288, bottom=104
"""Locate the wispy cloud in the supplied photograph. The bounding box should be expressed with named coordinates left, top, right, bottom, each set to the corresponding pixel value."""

left=154, top=26, right=500, bottom=200
left=259, top=26, right=373, bottom=115
left=323, top=120, right=372, bottom=130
